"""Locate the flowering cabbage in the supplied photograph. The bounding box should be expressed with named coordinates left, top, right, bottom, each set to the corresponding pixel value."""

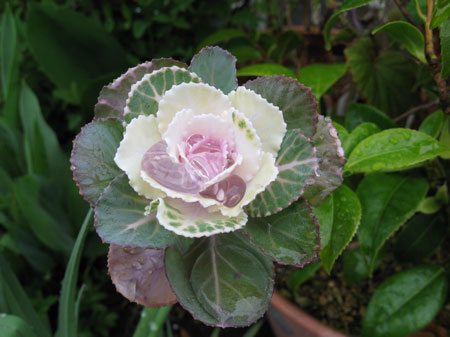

left=71, top=47, right=345, bottom=327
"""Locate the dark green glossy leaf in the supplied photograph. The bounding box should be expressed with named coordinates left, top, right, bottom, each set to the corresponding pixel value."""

left=165, top=232, right=274, bottom=327
left=345, top=103, right=396, bottom=132
left=343, top=122, right=380, bottom=156
left=303, top=116, right=346, bottom=207
left=298, top=63, right=347, bottom=100
left=440, top=20, right=450, bottom=79
left=70, top=119, right=123, bottom=206
left=245, top=129, right=317, bottom=217
left=243, top=200, right=320, bottom=266
left=288, top=261, right=321, bottom=294
left=394, top=213, right=447, bottom=263
left=357, top=173, right=428, bottom=274
left=372, top=21, right=426, bottom=63
left=237, top=64, right=296, bottom=79
left=0, top=4, right=17, bottom=99
left=345, top=38, right=416, bottom=115
left=189, top=46, right=237, bottom=94
left=244, top=76, right=318, bottom=138
left=95, top=175, right=189, bottom=249
left=343, top=247, right=384, bottom=283
left=0, top=314, right=38, bottom=337
left=419, top=109, right=445, bottom=138
left=362, top=265, right=448, bottom=337
left=431, top=0, right=450, bottom=29
left=345, top=128, right=450, bottom=173
left=313, top=185, right=361, bottom=273
left=95, top=59, right=187, bottom=121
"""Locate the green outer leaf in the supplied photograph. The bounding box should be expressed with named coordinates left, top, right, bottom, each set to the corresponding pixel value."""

left=242, top=200, right=320, bottom=266
left=372, top=21, right=426, bottom=63
left=345, top=103, right=396, bottom=132
left=0, top=4, right=17, bottom=99
left=357, top=173, right=428, bottom=274
left=298, top=63, right=347, bottom=100
left=419, top=109, right=445, bottom=138
left=440, top=20, right=450, bottom=79
left=245, top=129, right=317, bottom=217
left=323, top=0, right=372, bottom=50
left=314, top=185, right=361, bottom=274
left=362, top=265, right=448, bottom=337
left=0, top=314, right=38, bottom=337
left=244, top=76, right=318, bottom=138
left=70, top=119, right=124, bottom=206
left=343, top=122, right=380, bottom=156
left=189, top=46, right=237, bottom=94
left=394, top=213, right=447, bottom=263
left=430, top=0, right=450, bottom=29
left=95, top=175, right=189, bottom=249
left=95, top=59, right=187, bottom=121
left=345, top=128, right=450, bottom=173
left=165, top=232, right=274, bottom=328
left=237, top=64, right=296, bottom=79
left=303, top=116, right=346, bottom=207
left=57, top=209, right=92, bottom=337
left=0, top=254, right=51, bottom=337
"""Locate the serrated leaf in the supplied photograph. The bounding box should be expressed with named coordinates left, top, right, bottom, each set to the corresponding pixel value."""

left=189, top=46, right=237, bottom=94
left=298, top=63, right=347, bottom=100
left=323, top=0, right=372, bottom=50
left=419, top=109, right=445, bottom=138
left=440, top=20, right=450, bottom=79
left=95, top=175, right=190, bottom=249
left=108, top=245, right=177, bottom=307
left=0, top=314, right=38, bottom=337
left=124, top=66, right=201, bottom=123
left=303, top=116, right=346, bottom=207
left=0, top=4, right=17, bottom=100
left=165, top=232, right=274, bottom=328
left=237, top=64, right=296, bottom=79
left=345, top=103, right=396, bottom=132
left=245, top=129, right=317, bottom=217
left=343, top=122, right=380, bottom=156
left=372, top=21, right=426, bottom=63
left=70, top=119, right=124, bottom=206
left=343, top=247, right=384, bottom=283
left=94, top=59, right=187, bottom=121
left=242, top=200, right=320, bottom=266
left=431, top=0, right=450, bottom=29
left=244, top=76, right=318, bottom=138
left=362, top=265, right=448, bottom=337
left=394, top=213, right=447, bottom=263
left=357, top=173, right=428, bottom=274
left=313, top=185, right=361, bottom=273
left=345, top=38, right=416, bottom=115
left=345, top=128, right=450, bottom=173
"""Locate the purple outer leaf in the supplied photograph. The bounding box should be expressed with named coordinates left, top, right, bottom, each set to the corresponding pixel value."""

left=108, top=244, right=177, bottom=307
left=303, top=115, right=346, bottom=207
left=244, top=75, right=318, bottom=138
left=94, top=59, right=188, bottom=121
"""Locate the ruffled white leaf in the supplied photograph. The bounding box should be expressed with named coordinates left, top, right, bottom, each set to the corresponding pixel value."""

left=228, top=87, right=287, bottom=157
left=114, top=115, right=165, bottom=200
left=156, top=198, right=247, bottom=237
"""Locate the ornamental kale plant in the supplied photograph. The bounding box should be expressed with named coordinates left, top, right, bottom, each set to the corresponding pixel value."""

left=70, top=46, right=345, bottom=327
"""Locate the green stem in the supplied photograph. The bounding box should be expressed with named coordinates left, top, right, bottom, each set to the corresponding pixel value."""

left=133, top=306, right=172, bottom=337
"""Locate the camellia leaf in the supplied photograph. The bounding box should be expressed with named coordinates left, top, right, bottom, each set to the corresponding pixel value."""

left=242, top=200, right=320, bottom=266
left=333, top=122, right=349, bottom=145
left=431, top=0, right=450, bottom=29
left=95, top=175, right=191, bottom=249
left=345, top=128, right=450, bottom=173
left=189, top=46, right=237, bottom=94
left=70, top=119, right=124, bottom=206
left=108, top=245, right=177, bottom=307
left=343, top=122, right=380, bottom=156
left=237, top=64, right=296, bottom=79
left=245, top=129, right=317, bottom=217
left=313, top=184, right=361, bottom=274
left=323, top=0, right=372, bottom=50
left=303, top=116, right=346, bottom=207
left=165, top=232, right=274, bottom=328
left=394, top=213, right=447, bottom=263
left=419, top=109, right=445, bottom=138
left=372, top=21, right=426, bottom=63
left=196, top=29, right=248, bottom=51
left=94, top=59, right=188, bottom=121
left=244, top=76, right=318, bottom=138
left=440, top=20, right=450, bottom=79
left=0, top=314, right=38, bottom=337
left=345, top=103, right=396, bottom=132
left=124, top=66, right=201, bottom=123
left=343, top=247, right=384, bottom=283
left=345, top=38, right=416, bottom=115
left=357, top=173, right=428, bottom=274
left=362, top=265, right=448, bottom=337
left=298, top=63, right=347, bottom=100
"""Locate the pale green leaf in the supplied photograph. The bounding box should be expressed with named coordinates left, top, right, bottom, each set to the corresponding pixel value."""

left=419, top=109, right=445, bottom=138
left=430, top=0, right=450, bottom=29
left=237, top=64, right=296, bottom=79
left=343, top=122, right=380, bottom=156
